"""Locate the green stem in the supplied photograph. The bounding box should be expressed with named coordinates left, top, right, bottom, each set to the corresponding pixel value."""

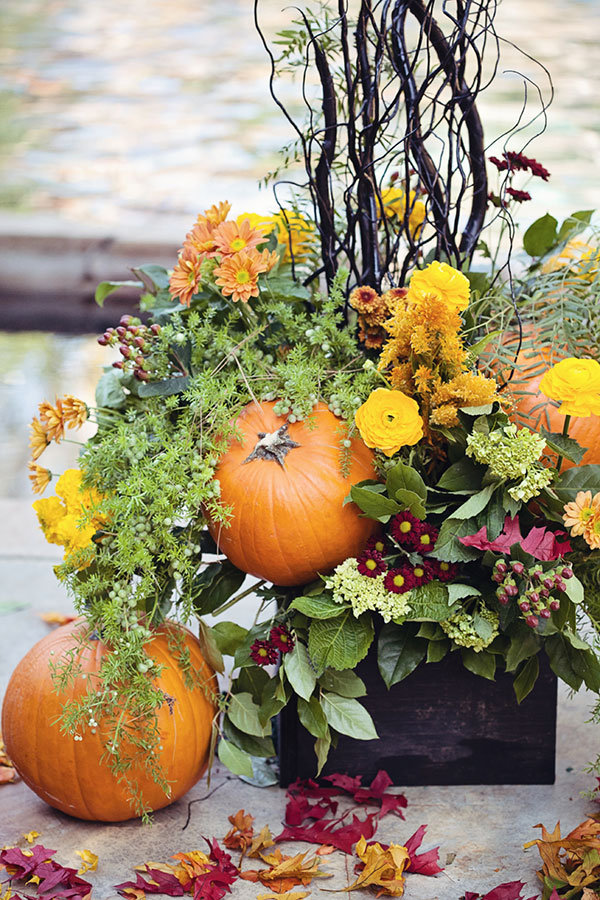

left=210, top=579, right=267, bottom=617
left=555, top=414, right=571, bottom=472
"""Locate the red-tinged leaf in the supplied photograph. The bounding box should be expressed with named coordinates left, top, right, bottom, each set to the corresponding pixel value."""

left=0, top=845, right=57, bottom=877
left=192, top=865, right=237, bottom=900
left=323, top=773, right=363, bottom=793
left=276, top=810, right=379, bottom=855
left=115, top=869, right=184, bottom=896
left=460, top=516, right=570, bottom=561
left=404, top=826, right=443, bottom=875
left=287, top=778, right=340, bottom=800
left=483, top=882, right=526, bottom=900
left=521, top=527, right=571, bottom=560
left=285, top=794, right=338, bottom=826
left=548, top=891, right=561, bottom=900
left=464, top=894, right=480, bottom=900
left=206, top=838, right=237, bottom=877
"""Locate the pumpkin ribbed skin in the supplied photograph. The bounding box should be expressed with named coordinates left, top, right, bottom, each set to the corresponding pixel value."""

left=209, top=401, right=379, bottom=586
left=509, top=346, right=600, bottom=469
left=1, top=619, right=217, bottom=822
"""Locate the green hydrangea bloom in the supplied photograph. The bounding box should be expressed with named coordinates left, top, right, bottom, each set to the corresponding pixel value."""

left=466, top=424, right=552, bottom=501
left=440, top=605, right=499, bottom=652
left=328, top=557, right=411, bottom=623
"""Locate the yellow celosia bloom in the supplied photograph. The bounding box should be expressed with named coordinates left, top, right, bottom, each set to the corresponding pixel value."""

left=539, top=357, right=600, bottom=417
left=355, top=388, right=423, bottom=456
left=408, top=261, right=471, bottom=312
left=379, top=186, right=426, bottom=239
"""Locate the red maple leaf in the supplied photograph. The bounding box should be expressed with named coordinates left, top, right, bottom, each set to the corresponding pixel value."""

left=1, top=845, right=93, bottom=900
left=115, top=869, right=185, bottom=896
left=276, top=810, right=379, bottom=855
left=460, top=515, right=570, bottom=560
left=404, top=825, right=443, bottom=875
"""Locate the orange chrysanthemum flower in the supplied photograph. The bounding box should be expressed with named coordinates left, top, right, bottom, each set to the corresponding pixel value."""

left=62, top=395, right=88, bottom=429
left=29, top=417, right=50, bottom=460
left=28, top=462, right=51, bottom=494
left=169, top=247, right=204, bottom=306
left=213, top=219, right=265, bottom=257
left=255, top=247, right=279, bottom=272
left=563, top=491, right=600, bottom=537
left=214, top=251, right=269, bottom=303
left=38, top=399, right=64, bottom=442
left=197, top=201, right=231, bottom=227
left=186, top=221, right=218, bottom=258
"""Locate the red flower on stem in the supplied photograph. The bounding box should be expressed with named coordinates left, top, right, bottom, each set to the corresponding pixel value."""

left=384, top=566, right=415, bottom=594
left=357, top=548, right=387, bottom=577
left=250, top=639, right=278, bottom=666
left=270, top=625, right=295, bottom=654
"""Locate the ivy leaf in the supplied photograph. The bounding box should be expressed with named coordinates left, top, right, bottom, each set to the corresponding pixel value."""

left=349, top=485, right=400, bottom=523
left=218, top=738, right=254, bottom=778
left=377, top=624, right=426, bottom=688
left=283, top=643, right=317, bottom=701
left=290, top=595, right=349, bottom=619
left=540, top=427, right=587, bottom=465
left=461, top=648, right=496, bottom=680
left=523, top=213, right=558, bottom=257
left=308, top=611, right=374, bottom=671
left=320, top=693, right=378, bottom=740
left=513, top=656, right=539, bottom=704
left=318, top=669, right=366, bottom=697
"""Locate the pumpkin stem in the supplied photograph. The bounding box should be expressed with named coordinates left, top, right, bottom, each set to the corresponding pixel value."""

left=242, top=424, right=300, bottom=468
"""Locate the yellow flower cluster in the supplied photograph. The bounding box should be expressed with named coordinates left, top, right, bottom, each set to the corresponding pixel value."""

left=539, top=357, right=600, bottom=417
left=33, top=469, right=105, bottom=562
left=541, top=237, right=600, bottom=283
left=377, top=262, right=498, bottom=435
left=563, top=490, right=600, bottom=549
left=237, top=210, right=315, bottom=262
left=379, top=186, right=426, bottom=240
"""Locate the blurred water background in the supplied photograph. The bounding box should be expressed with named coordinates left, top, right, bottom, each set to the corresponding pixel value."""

left=1, top=0, right=599, bottom=499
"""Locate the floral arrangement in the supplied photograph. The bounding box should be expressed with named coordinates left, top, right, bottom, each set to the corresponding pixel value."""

left=19, top=2, right=600, bottom=819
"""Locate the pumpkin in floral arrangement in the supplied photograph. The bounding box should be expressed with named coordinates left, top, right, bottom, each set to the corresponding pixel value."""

left=208, top=401, right=380, bottom=586
left=1, top=618, right=217, bottom=822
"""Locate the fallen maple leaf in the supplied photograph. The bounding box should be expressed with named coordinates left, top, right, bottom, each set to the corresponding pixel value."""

left=0, top=844, right=93, bottom=900
left=276, top=810, right=379, bottom=855
left=115, top=867, right=185, bottom=896
left=248, top=825, right=275, bottom=859
left=257, top=893, right=310, bottom=900
left=463, top=883, right=536, bottom=900
left=241, top=847, right=331, bottom=893
left=524, top=817, right=600, bottom=894
left=404, top=825, right=443, bottom=875
left=223, top=809, right=254, bottom=852
left=39, top=612, right=77, bottom=626
left=345, top=835, right=409, bottom=896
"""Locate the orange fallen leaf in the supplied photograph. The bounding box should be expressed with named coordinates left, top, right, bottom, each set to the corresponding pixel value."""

left=257, top=893, right=310, bottom=900
left=316, top=845, right=335, bottom=856
left=223, top=808, right=254, bottom=852
left=40, top=611, right=77, bottom=626
left=524, top=817, right=600, bottom=890
left=0, top=768, right=16, bottom=784
left=170, top=850, right=211, bottom=884
left=241, top=848, right=330, bottom=893
left=344, top=836, right=409, bottom=896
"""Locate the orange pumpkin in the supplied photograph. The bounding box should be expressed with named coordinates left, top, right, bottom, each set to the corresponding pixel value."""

left=508, top=345, right=600, bottom=468
left=209, top=401, right=379, bottom=585
left=1, top=618, right=217, bottom=822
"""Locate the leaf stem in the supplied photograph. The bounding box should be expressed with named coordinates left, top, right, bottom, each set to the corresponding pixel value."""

left=556, top=414, right=571, bottom=472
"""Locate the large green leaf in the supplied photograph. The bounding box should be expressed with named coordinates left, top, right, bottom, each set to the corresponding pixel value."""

left=408, top=581, right=458, bottom=621
left=320, top=693, right=378, bottom=740
left=308, top=611, right=374, bottom=671
left=95, top=279, right=141, bottom=306
left=505, top=625, right=541, bottom=672
left=95, top=371, right=127, bottom=410
left=197, top=620, right=224, bottom=674
left=377, top=624, right=426, bottom=688
left=563, top=574, right=584, bottom=606
left=318, top=669, right=366, bottom=698
left=540, top=427, right=586, bottom=465
left=228, top=692, right=270, bottom=736
left=557, top=209, right=594, bottom=242
left=545, top=634, right=583, bottom=691
left=461, top=648, right=496, bottom=680
left=553, top=466, right=600, bottom=503
left=394, top=489, right=426, bottom=519
left=192, top=561, right=246, bottom=616
left=349, top=485, right=400, bottom=523
left=218, top=738, right=253, bottom=777
left=386, top=462, right=427, bottom=502
left=431, top=518, right=481, bottom=562
left=290, top=594, right=349, bottom=619
left=451, top=484, right=496, bottom=520
left=513, top=656, right=539, bottom=703
left=212, top=621, right=248, bottom=656
left=222, top=717, right=275, bottom=757
left=138, top=375, right=191, bottom=398
left=283, top=642, right=317, bottom=701
left=436, top=458, right=482, bottom=493
left=235, top=665, right=270, bottom=701
left=523, top=213, right=558, bottom=257
left=297, top=696, right=329, bottom=740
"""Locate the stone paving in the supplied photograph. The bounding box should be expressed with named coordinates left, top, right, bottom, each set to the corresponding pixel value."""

left=2, top=500, right=600, bottom=898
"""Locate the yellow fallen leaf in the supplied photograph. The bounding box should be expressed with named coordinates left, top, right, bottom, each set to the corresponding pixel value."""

left=75, top=849, right=98, bottom=874
left=40, top=611, right=76, bottom=626
left=257, top=893, right=310, bottom=900
left=25, top=876, right=41, bottom=886
left=248, top=824, right=275, bottom=858
left=1, top=887, right=14, bottom=900
left=23, top=831, right=40, bottom=845
left=343, top=836, right=409, bottom=896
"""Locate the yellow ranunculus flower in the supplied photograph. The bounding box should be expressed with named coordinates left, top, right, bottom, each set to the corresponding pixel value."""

left=379, top=187, right=426, bottom=239
left=408, top=261, right=471, bottom=312
left=355, top=388, right=424, bottom=456
left=539, top=357, right=600, bottom=417
left=32, top=496, right=66, bottom=544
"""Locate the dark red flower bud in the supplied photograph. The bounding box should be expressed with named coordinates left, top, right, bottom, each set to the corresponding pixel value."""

left=135, top=355, right=145, bottom=366
left=543, top=578, right=555, bottom=590
left=555, top=580, right=566, bottom=592
left=540, top=587, right=550, bottom=598
left=128, top=325, right=139, bottom=335
left=119, top=345, right=131, bottom=358
left=150, top=323, right=161, bottom=335
left=134, top=336, right=146, bottom=349
left=117, top=326, right=127, bottom=337
left=97, top=336, right=108, bottom=345
left=528, top=591, right=540, bottom=603
left=119, top=315, right=133, bottom=326
left=492, top=573, right=504, bottom=583
left=134, top=368, right=150, bottom=381
left=497, top=593, right=510, bottom=606
left=112, top=360, right=124, bottom=369
left=495, top=560, right=508, bottom=575
left=526, top=615, right=539, bottom=629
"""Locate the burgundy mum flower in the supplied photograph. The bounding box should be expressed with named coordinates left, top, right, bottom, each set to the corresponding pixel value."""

left=413, top=522, right=439, bottom=554
left=411, top=560, right=434, bottom=586
left=357, top=548, right=387, bottom=577
left=428, top=559, right=460, bottom=582
left=270, top=625, right=295, bottom=654
left=384, top=566, right=415, bottom=594
left=506, top=187, right=532, bottom=203
left=390, top=511, right=420, bottom=547
left=250, top=639, right=279, bottom=666
left=489, top=155, right=509, bottom=172
left=505, top=151, right=550, bottom=181
left=365, top=535, right=391, bottom=556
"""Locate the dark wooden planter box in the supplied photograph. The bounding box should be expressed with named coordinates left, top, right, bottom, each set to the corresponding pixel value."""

left=277, top=650, right=557, bottom=786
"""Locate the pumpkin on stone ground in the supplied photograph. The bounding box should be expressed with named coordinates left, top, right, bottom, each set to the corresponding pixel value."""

left=209, top=400, right=379, bottom=586
left=1, top=618, right=217, bottom=822
left=507, top=345, right=600, bottom=469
